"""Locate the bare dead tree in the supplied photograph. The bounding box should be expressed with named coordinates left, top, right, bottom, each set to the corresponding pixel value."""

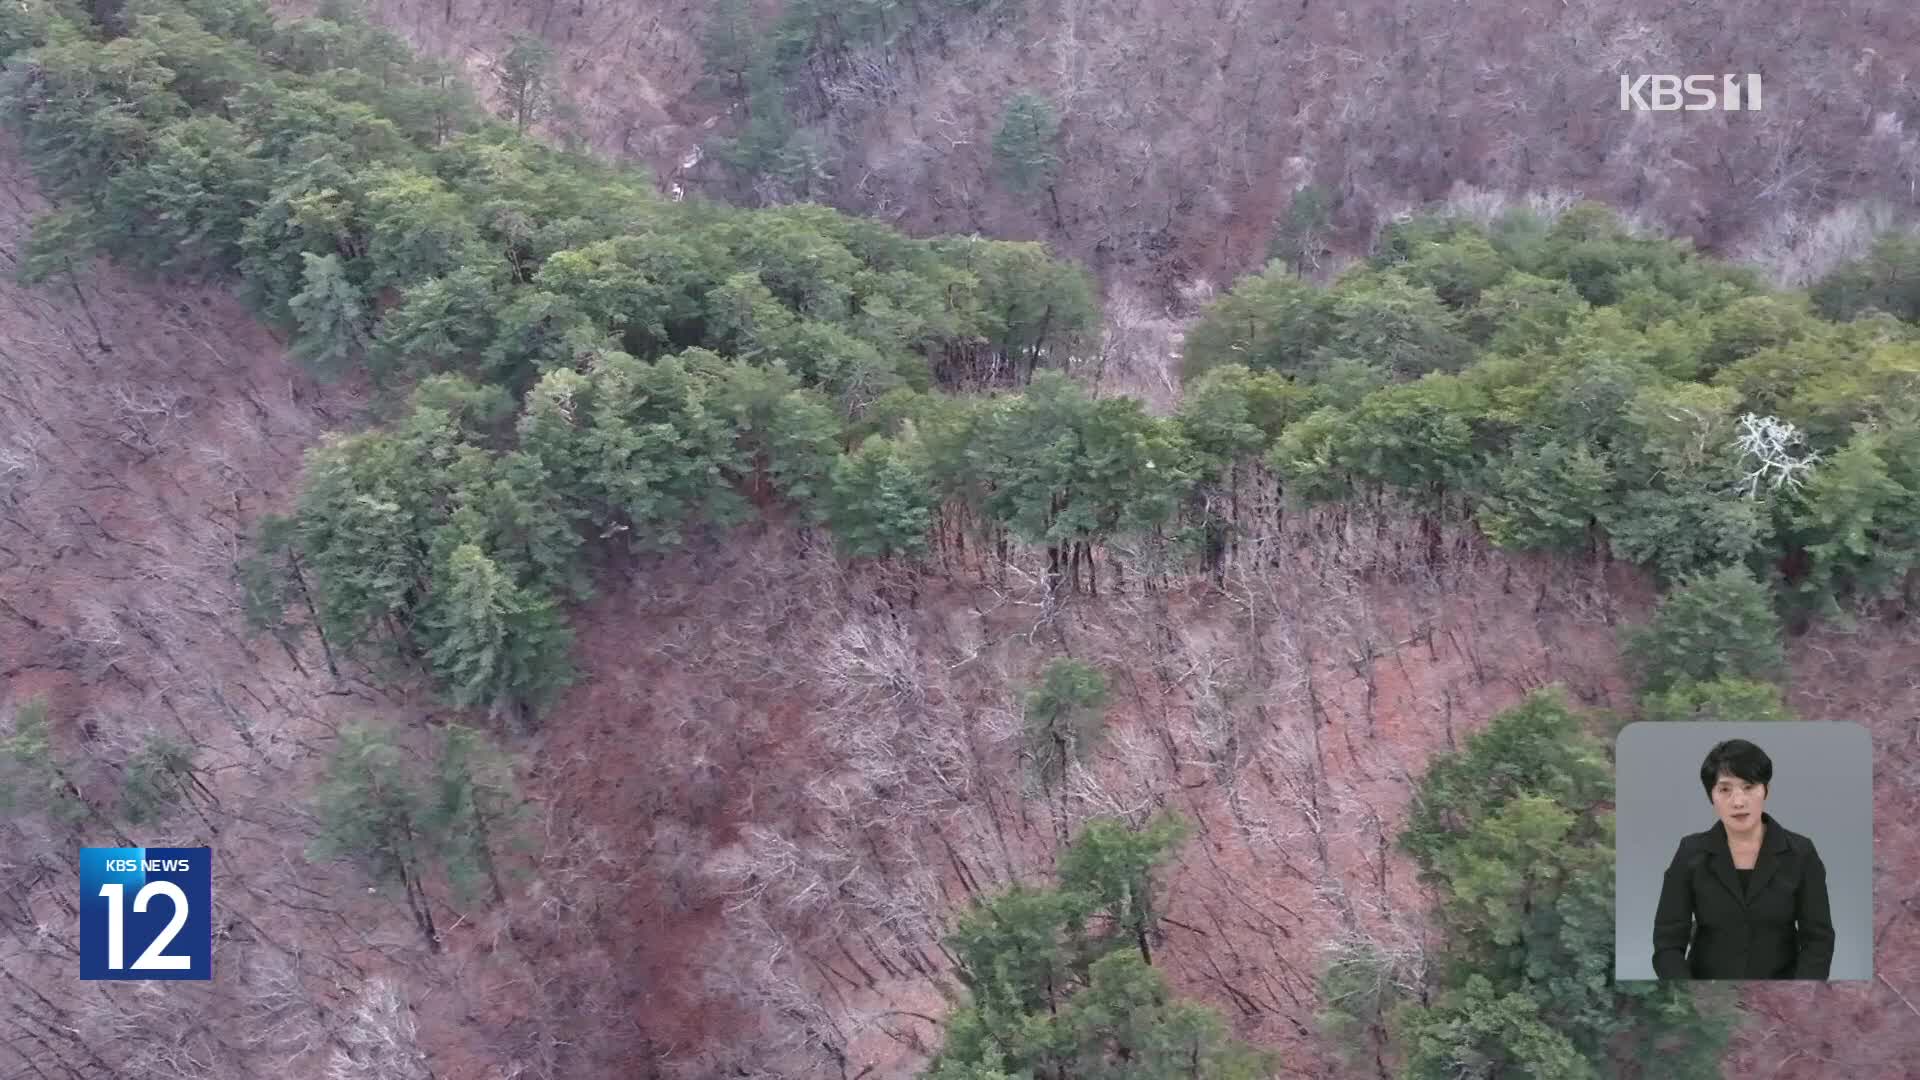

left=695, top=917, right=855, bottom=1080
left=235, top=950, right=331, bottom=1068
left=1257, top=714, right=1365, bottom=935
left=324, top=978, right=433, bottom=1080
left=1058, top=723, right=1165, bottom=826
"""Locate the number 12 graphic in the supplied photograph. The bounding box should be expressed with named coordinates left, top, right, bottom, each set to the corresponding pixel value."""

left=80, top=847, right=211, bottom=980
left=96, top=881, right=193, bottom=970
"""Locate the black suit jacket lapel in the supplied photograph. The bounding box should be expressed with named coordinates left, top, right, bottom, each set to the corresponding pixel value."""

left=1745, top=812, right=1791, bottom=902
left=1704, top=821, right=1745, bottom=905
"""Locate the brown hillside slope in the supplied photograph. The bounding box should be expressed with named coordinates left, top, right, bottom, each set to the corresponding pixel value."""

left=289, top=0, right=1918, bottom=296
left=0, top=130, right=426, bottom=1078
left=534, top=514, right=1920, bottom=1078
left=0, top=132, right=669, bottom=1080
left=6, top=118, right=1920, bottom=1080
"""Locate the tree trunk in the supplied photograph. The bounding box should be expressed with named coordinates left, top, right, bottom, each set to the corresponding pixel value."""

left=286, top=551, right=340, bottom=677
left=65, top=263, right=111, bottom=353
left=1025, top=303, right=1055, bottom=384
left=472, top=804, right=508, bottom=908
left=403, top=864, right=440, bottom=953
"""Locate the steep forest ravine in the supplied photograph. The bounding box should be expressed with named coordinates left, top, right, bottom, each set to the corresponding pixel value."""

left=540, top=521, right=1920, bottom=1077
left=6, top=0, right=1920, bottom=1075
left=9, top=116, right=1920, bottom=1074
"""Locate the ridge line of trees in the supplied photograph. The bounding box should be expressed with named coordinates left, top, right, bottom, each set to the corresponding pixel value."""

left=6, top=0, right=1917, bottom=728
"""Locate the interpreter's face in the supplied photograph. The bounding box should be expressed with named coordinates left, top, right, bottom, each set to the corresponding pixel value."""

left=1710, top=770, right=1767, bottom=837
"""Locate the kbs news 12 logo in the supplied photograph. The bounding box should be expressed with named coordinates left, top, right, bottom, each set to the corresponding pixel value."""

left=79, top=848, right=212, bottom=980
left=1620, top=73, right=1763, bottom=111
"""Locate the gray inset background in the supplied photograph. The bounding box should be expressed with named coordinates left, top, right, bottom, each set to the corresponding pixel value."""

left=1614, top=721, right=1873, bottom=981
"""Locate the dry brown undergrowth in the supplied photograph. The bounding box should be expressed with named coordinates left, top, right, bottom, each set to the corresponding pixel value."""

left=535, top=502, right=1920, bottom=1078
left=313, top=0, right=1920, bottom=302
left=0, top=132, right=666, bottom=1080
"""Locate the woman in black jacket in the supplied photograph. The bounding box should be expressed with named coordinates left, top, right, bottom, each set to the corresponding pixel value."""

left=1652, top=739, right=1835, bottom=979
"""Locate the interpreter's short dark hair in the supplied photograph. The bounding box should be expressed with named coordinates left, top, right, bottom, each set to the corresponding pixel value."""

left=1700, top=739, right=1772, bottom=800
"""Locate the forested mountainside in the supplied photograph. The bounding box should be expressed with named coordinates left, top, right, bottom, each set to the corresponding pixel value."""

left=2, top=0, right=1919, bottom=1078
left=312, top=0, right=1920, bottom=303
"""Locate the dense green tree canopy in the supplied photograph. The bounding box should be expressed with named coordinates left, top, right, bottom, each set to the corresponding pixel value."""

left=965, top=373, right=1192, bottom=552
left=9, top=0, right=1916, bottom=967
left=21, top=0, right=1910, bottom=662
left=1382, top=689, right=1735, bottom=1078
left=929, top=813, right=1274, bottom=1079
left=1621, top=565, right=1785, bottom=696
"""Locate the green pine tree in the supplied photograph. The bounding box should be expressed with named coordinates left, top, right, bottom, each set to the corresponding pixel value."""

left=310, top=721, right=441, bottom=951
left=928, top=813, right=1274, bottom=1078
left=0, top=697, right=89, bottom=828
left=426, top=724, right=526, bottom=906
left=1389, top=974, right=1596, bottom=1080
left=370, top=261, right=511, bottom=380
left=991, top=92, right=1060, bottom=196
left=699, top=0, right=759, bottom=95
left=1621, top=565, right=1785, bottom=695
left=827, top=436, right=937, bottom=559
left=1476, top=440, right=1614, bottom=555
left=1267, top=184, right=1332, bottom=278
left=288, top=251, right=372, bottom=377
left=1022, top=657, right=1108, bottom=790
left=1786, top=416, right=1920, bottom=625
left=1057, top=811, right=1189, bottom=965
left=358, top=165, right=486, bottom=293
left=117, top=733, right=201, bottom=826
left=493, top=33, right=555, bottom=135
left=1047, top=949, right=1273, bottom=1078
left=421, top=543, right=574, bottom=727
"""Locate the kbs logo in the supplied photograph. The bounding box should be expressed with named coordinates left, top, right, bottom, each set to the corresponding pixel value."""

left=1620, top=74, right=1763, bottom=111
left=80, top=847, right=211, bottom=980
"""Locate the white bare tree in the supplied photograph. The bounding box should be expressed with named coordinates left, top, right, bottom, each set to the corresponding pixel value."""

left=1059, top=723, right=1165, bottom=824
left=236, top=950, right=330, bottom=1068
left=694, top=914, right=854, bottom=1080
left=1734, top=412, right=1821, bottom=498
left=0, top=427, right=43, bottom=509
left=1731, top=200, right=1903, bottom=289
left=324, top=978, right=432, bottom=1080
